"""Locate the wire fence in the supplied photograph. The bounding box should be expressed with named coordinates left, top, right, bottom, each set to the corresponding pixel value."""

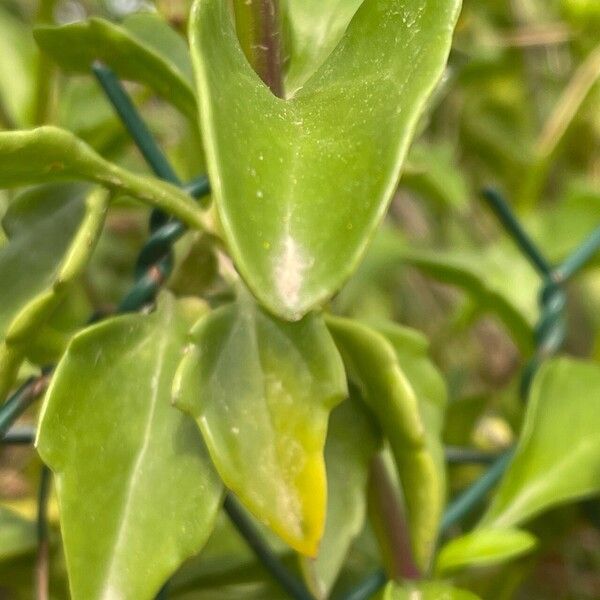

left=0, top=63, right=599, bottom=600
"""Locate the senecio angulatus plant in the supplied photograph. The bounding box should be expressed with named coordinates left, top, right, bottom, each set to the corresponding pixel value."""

left=0, top=1, right=600, bottom=599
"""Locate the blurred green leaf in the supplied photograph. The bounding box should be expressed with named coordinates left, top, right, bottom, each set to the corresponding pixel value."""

left=402, top=142, right=469, bottom=211
left=435, top=528, right=537, bottom=575
left=35, top=14, right=196, bottom=121
left=0, top=6, right=36, bottom=126
left=0, top=506, right=36, bottom=560
left=173, top=289, right=347, bottom=556
left=376, top=580, right=481, bottom=599
left=326, top=316, right=446, bottom=571
left=399, top=244, right=538, bottom=353
left=190, top=0, right=460, bottom=320
left=37, top=294, right=223, bottom=600
left=0, top=184, right=107, bottom=400
left=480, top=358, right=600, bottom=529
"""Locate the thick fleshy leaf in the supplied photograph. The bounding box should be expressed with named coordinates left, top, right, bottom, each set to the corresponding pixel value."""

left=282, top=0, right=364, bottom=95
left=480, top=358, right=600, bottom=529
left=34, top=14, right=196, bottom=120
left=0, top=127, right=206, bottom=230
left=376, top=581, right=481, bottom=600
left=0, top=507, right=36, bottom=560
left=173, top=291, right=347, bottom=555
left=435, top=528, right=537, bottom=575
left=191, top=0, right=461, bottom=320
left=301, top=393, right=380, bottom=598
left=326, top=316, right=446, bottom=570
left=36, top=295, right=223, bottom=600
left=0, top=184, right=107, bottom=400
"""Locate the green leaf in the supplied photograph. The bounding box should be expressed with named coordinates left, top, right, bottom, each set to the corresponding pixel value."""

left=326, top=316, right=446, bottom=570
left=173, top=290, right=347, bottom=556
left=191, top=0, right=461, bottom=320
left=435, top=528, right=537, bottom=575
left=480, top=358, right=600, bottom=529
left=0, top=506, right=36, bottom=560
left=402, top=142, right=469, bottom=211
left=398, top=244, right=537, bottom=353
left=282, top=0, right=364, bottom=95
left=301, top=393, right=380, bottom=598
left=36, top=294, right=223, bottom=600
left=0, top=184, right=107, bottom=400
left=376, top=580, right=481, bottom=600
left=34, top=15, right=196, bottom=121
left=0, top=127, right=206, bottom=231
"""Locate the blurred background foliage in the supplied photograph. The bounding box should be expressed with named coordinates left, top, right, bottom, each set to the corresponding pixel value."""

left=0, top=0, right=598, bottom=598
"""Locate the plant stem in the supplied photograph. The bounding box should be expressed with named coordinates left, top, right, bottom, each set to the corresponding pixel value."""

left=36, top=466, right=52, bottom=600
left=233, top=0, right=284, bottom=97
left=367, top=455, right=420, bottom=580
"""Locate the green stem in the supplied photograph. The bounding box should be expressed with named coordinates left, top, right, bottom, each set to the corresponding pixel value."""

left=233, top=0, right=284, bottom=97
left=36, top=466, right=52, bottom=600
left=367, top=454, right=420, bottom=580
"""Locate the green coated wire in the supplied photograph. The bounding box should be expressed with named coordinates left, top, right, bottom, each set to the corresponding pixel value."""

left=555, top=226, right=600, bottom=283
left=481, top=187, right=553, bottom=277
left=444, top=446, right=500, bottom=465
left=223, top=495, right=316, bottom=600
left=0, top=373, right=50, bottom=438
left=339, top=571, right=387, bottom=600
left=2, top=424, right=36, bottom=444
left=92, top=62, right=180, bottom=186
left=440, top=450, right=514, bottom=532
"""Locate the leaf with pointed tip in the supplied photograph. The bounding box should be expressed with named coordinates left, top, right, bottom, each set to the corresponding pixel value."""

left=480, top=358, right=600, bottom=529
left=376, top=581, right=481, bottom=600
left=0, top=507, right=36, bottom=560
left=435, top=528, right=537, bottom=576
left=326, top=316, right=446, bottom=570
left=173, top=292, right=347, bottom=555
left=36, top=295, right=223, bottom=600
left=301, top=392, right=380, bottom=597
left=282, top=0, right=364, bottom=95
left=191, top=0, right=461, bottom=320
left=0, top=184, right=107, bottom=400
left=34, top=14, right=196, bottom=120
left=0, top=127, right=205, bottom=231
